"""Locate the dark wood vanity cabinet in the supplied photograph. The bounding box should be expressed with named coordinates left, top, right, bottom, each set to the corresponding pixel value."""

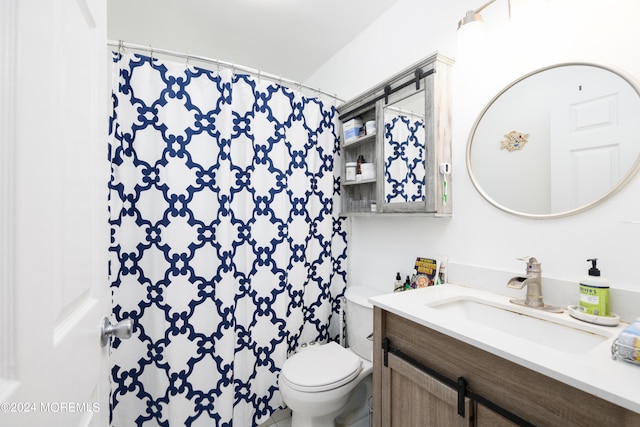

left=372, top=307, right=640, bottom=426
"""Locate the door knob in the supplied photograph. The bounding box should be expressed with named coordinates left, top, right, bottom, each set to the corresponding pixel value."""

left=100, top=317, right=133, bottom=347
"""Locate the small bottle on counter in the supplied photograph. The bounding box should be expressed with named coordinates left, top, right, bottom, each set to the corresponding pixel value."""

left=393, top=272, right=403, bottom=292
left=579, top=258, right=610, bottom=316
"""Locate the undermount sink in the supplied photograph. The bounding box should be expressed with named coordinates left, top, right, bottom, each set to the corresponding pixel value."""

left=427, top=297, right=613, bottom=354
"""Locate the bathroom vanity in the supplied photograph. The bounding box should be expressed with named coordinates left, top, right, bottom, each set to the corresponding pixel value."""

left=370, top=285, right=640, bottom=426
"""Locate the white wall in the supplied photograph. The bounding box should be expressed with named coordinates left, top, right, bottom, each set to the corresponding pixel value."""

left=306, top=0, right=640, bottom=296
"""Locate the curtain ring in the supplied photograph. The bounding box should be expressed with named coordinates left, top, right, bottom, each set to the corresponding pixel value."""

left=185, top=52, right=190, bottom=70
left=149, top=45, right=154, bottom=61
left=118, top=40, right=124, bottom=56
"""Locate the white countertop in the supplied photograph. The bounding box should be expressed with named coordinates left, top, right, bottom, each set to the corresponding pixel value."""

left=369, top=283, right=640, bottom=414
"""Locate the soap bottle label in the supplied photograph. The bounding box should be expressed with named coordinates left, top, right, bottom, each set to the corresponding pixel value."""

left=579, top=283, right=609, bottom=316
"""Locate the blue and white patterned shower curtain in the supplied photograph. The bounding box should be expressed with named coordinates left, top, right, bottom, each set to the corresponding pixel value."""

left=107, top=52, right=347, bottom=426
left=383, top=113, right=426, bottom=203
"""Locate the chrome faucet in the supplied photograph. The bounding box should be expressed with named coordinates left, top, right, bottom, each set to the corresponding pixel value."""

left=507, top=256, right=563, bottom=313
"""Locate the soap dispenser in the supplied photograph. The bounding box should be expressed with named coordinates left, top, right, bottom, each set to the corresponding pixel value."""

left=579, top=258, right=610, bottom=316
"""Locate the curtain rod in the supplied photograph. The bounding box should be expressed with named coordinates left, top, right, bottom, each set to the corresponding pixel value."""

left=107, top=40, right=344, bottom=104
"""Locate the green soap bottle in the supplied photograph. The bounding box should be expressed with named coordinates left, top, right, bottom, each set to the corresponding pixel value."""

left=579, top=258, right=610, bottom=316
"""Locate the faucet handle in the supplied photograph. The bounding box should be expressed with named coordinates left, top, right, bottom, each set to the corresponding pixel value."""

left=517, top=256, right=541, bottom=272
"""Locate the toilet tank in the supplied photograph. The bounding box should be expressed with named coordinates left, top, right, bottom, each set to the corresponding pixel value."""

left=344, top=286, right=383, bottom=362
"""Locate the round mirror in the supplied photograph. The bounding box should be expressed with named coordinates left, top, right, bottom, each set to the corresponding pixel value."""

left=466, top=63, right=640, bottom=219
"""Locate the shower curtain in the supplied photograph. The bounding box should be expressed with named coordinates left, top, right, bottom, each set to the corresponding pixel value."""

left=383, top=113, right=426, bottom=203
left=108, top=52, right=347, bottom=426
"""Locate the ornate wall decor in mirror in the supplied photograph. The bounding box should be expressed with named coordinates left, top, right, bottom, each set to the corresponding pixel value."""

left=466, top=62, right=640, bottom=219
left=384, top=90, right=426, bottom=203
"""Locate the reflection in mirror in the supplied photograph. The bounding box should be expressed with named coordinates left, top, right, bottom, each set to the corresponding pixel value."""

left=467, top=63, right=640, bottom=218
left=384, top=90, right=426, bottom=203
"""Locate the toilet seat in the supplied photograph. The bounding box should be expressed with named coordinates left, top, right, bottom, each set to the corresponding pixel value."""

left=281, top=342, right=362, bottom=392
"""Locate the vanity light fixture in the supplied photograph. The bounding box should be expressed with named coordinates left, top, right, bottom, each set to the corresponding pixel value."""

left=457, top=0, right=511, bottom=30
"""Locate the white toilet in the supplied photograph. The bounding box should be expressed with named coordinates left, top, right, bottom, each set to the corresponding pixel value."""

left=279, top=285, right=381, bottom=427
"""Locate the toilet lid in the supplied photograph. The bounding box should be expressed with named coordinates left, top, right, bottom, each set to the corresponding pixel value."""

left=281, top=342, right=362, bottom=392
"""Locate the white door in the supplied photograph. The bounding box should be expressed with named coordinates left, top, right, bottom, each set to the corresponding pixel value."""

left=550, top=66, right=639, bottom=212
left=0, top=0, right=110, bottom=426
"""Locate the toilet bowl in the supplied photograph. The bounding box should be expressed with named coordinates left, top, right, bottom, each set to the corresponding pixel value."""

left=279, top=286, right=382, bottom=427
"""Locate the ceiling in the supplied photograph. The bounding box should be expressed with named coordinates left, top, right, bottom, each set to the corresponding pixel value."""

left=108, top=0, right=402, bottom=83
